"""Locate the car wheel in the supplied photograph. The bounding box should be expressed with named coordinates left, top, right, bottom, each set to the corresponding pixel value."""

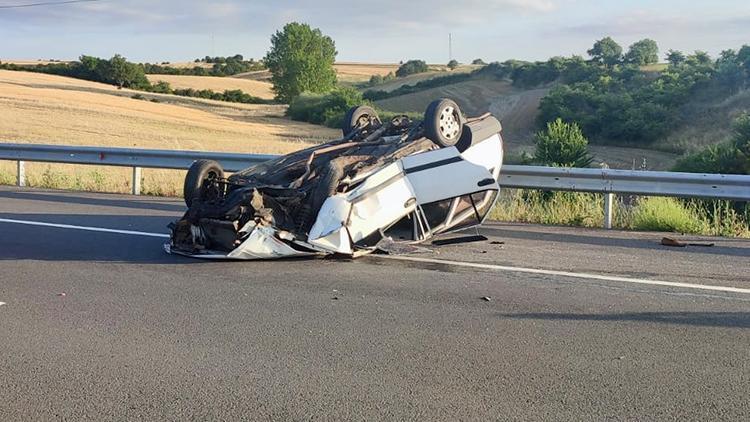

left=184, top=159, right=224, bottom=207
left=423, top=98, right=464, bottom=148
left=342, top=105, right=380, bottom=136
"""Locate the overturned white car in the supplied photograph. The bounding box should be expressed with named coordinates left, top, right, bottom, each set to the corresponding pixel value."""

left=166, top=98, right=504, bottom=259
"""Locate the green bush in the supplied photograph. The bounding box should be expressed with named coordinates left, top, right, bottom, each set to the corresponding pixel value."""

left=287, top=87, right=365, bottom=127
left=148, top=81, right=173, bottom=94
left=673, top=113, right=750, bottom=174
left=170, top=87, right=267, bottom=104
left=631, top=197, right=706, bottom=233
left=396, top=60, right=428, bottom=77
left=533, top=119, right=593, bottom=167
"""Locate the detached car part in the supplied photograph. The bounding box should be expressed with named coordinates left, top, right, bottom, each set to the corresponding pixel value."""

left=166, top=98, right=504, bottom=260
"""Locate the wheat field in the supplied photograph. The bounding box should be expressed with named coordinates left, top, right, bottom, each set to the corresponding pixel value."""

left=0, top=70, right=340, bottom=194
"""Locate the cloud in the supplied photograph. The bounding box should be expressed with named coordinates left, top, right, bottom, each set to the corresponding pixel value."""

left=554, top=10, right=750, bottom=41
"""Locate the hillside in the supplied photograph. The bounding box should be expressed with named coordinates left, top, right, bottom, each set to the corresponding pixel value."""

left=367, top=65, right=480, bottom=92
left=0, top=70, right=336, bottom=151
left=0, top=69, right=339, bottom=193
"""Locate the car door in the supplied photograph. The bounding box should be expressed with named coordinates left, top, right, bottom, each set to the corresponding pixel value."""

left=401, top=144, right=498, bottom=205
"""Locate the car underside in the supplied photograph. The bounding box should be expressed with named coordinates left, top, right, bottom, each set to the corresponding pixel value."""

left=166, top=98, right=504, bottom=260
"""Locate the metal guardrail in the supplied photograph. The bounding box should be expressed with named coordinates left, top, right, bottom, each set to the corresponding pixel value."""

left=2, top=143, right=749, bottom=229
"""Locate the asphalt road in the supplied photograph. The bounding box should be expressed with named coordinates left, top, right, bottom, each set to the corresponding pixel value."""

left=1, top=186, right=749, bottom=421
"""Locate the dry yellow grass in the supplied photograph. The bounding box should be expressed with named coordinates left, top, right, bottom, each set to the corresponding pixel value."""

left=156, top=61, right=214, bottom=69
left=333, top=63, right=400, bottom=83
left=0, top=70, right=340, bottom=194
left=3, top=59, right=71, bottom=66
left=146, top=74, right=275, bottom=99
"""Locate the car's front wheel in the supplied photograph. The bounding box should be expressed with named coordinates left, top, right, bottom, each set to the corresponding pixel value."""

left=184, top=159, right=224, bottom=207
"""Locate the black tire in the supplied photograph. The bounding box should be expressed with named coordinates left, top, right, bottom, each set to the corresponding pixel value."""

left=184, top=159, right=224, bottom=207
left=423, top=98, right=464, bottom=148
left=342, top=105, right=380, bottom=136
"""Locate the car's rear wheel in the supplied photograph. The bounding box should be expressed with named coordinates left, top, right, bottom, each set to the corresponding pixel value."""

left=423, top=98, right=464, bottom=148
left=184, top=159, right=224, bottom=207
left=342, top=105, right=380, bottom=136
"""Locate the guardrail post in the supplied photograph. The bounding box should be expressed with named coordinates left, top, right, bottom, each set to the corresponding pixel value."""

left=604, top=193, right=614, bottom=229
left=16, top=160, right=25, bottom=187
left=132, top=166, right=142, bottom=195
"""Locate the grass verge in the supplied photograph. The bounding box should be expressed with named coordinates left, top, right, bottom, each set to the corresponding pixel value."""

left=490, top=189, right=749, bottom=237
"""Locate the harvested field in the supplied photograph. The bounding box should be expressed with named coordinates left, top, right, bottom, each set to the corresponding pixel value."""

left=0, top=70, right=339, bottom=194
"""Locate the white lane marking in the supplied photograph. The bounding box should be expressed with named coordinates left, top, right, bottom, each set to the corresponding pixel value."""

left=2, top=217, right=748, bottom=295
left=0, top=218, right=170, bottom=239
left=376, top=255, right=750, bottom=295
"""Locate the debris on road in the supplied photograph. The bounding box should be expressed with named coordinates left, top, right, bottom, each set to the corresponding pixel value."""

left=432, top=235, right=488, bottom=246
left=0, top=302, right=6, bottom=307
left=376, top=237, right=432, bottom=255
left=661, top=237, right=715, bottom=248
left=56, top=292, right=66, bottom=297
left=481, top=296, right=492, bottom=302
left=490, top=241, right=505, bottom=245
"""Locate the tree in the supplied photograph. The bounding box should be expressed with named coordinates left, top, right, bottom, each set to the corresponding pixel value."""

left=447, top=59, right=459, bottom=70
left=737, top=45, right=750, bottom=73
left=624, top=39, right=659, bottom=65
left=98, top=54, right=148, bottom=88
left=533, top=118, right=593, bottom=167
left=689, top=51, right=712, bottom=66
left=396, top=60, right=428, bottom=77
left=666, top=49, right=686, bottom=66
left=471, top=58, right=486, bottom=65
left=587, top=37, right=623, bottom=67
left=716, top=50, right=745, bottom=93
left=264, top=22, right=337, bottom=102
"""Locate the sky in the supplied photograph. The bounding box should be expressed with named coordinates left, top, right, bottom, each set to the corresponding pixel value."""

left=1, top=0, right=749, bottom=63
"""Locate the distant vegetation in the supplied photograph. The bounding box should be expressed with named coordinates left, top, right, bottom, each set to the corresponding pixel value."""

left=0, top=55, right=269, bottom=104
left=0, top=54, right=150, bottom=88
left=145, top=54, right=265, bottom=77
left=363, top=72, right=473, bottom=101
left=396, top=60, right=429, bottom=77
left=672, top=113, right=750, bottom=174
left=365, top=72, right=396, bottom=87
left=287, top=87, right=365, bottom=127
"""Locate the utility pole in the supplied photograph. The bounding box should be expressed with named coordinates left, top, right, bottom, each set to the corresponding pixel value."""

left=448, top=33, right=453, bottom=62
